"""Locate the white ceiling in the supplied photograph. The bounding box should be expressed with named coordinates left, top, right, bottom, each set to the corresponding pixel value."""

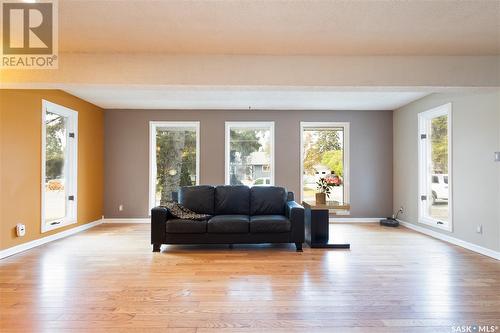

left=63, top=86, right=429, bottom=110
left=60, top=0, right=500, bottom=55
left=31, top=0, right=497, bottom=110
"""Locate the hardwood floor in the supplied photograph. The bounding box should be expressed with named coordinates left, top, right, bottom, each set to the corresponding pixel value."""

left=1, top=223, right=499, bottom=333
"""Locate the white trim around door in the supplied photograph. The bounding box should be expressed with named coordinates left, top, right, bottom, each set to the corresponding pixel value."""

left=41, top=100, right=78, bottom=233
left=417, top=103, right=453, bottom=232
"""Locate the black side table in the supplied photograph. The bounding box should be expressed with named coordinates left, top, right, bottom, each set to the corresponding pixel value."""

left=303, top=201, right=351, bottom=249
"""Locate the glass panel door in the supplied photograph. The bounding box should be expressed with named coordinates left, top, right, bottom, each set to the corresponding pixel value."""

left=418, top=103, right=452, bottom=230
left=42, top=101, right=78, bottom=232
left=428, top=115, right=449, bottom=222
left=44, top=111, right=68, bottom=223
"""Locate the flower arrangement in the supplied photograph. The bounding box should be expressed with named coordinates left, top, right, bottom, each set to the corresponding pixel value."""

left=316, top=176, right=342, bottom=204
left=317, top=176, right=342, bottom=195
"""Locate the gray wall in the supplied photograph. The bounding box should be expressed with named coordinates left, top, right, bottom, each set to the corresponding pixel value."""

left=105, top=109, right=393, bottom=218
left=394, top=91, right=500, bottom=252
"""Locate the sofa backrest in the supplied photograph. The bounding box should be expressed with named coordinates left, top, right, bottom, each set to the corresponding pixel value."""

left=179, top=185, right=215, bottom=215
left=214, top=185, right=250, bottom=215
left=178, top=185, right=290, bottom=216
left=250, top=186, right=287, bottom=215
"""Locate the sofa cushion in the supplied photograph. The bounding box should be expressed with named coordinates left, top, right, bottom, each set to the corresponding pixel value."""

left=215, top=185, right=250, bottom=215
left=166, top=219, right=207, bottom=234
left=250, top=215, right=291, bottom=233
left=250, top=186, right=287, bottom=215
left=179, top=186, right=215, bottom=215
left=208, top=215, right=249, bottom=234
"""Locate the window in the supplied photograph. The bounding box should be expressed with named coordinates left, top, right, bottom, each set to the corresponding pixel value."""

left=301, top=122, right=350, bottom=204
left=418, top=103, right=452, bottom=231
left=41, top=101, right=78, bottom=233
left=225, top=122, right=274, bottom=186
left=149, top=122, right=200, bottom=211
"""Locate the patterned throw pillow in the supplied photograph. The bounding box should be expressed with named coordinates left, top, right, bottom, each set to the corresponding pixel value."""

left=161, top=201, right=210, bottom=221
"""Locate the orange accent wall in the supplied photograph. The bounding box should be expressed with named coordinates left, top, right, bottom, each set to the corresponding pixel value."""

left=0, top=89, right=104, bottom=250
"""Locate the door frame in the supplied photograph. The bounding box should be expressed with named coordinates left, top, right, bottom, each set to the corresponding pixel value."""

left=41, top=100, right=78, bottom=233
left=417, top=103, right=453, bottom=231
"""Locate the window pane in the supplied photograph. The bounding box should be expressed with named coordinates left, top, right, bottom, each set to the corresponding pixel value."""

left=229, top=127, right=272, bottom=186
left=303, top=127, right=344, bottom=203
left=44, top=112, right=67, bottom=223
left=155, top=127, right=197, bottom=206
left=428, top=115, right=449, bottom=222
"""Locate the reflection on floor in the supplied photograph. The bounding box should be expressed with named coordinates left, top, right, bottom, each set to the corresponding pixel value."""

left=0, top=223, right=499, bottom=332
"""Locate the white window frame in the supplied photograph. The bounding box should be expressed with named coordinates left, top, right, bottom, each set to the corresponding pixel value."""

left=300, top=122, right=350, bottom=205
left=418, top=103, right=453, bottom=231
left=41, top=100, right=78, bottom=233
left=225, top=122, right=275, bottom=186
left=149, top=121, right=200, bottom=212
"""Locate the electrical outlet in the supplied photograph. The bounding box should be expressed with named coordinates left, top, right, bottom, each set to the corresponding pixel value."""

left=392, top=206, right=404, bottom=219
left=119, top=204, right=124, bottom=212
left=16, top=223, right=26, bottom=237
left=476, top=225, right=483, bottom=234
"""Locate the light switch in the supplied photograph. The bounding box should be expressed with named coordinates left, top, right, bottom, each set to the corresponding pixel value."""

left=495, top=152, right=500, bottom=162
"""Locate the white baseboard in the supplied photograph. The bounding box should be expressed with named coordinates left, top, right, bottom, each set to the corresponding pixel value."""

left=399, top=220, right=500, bottom=261
left=330, top=217, right=383, bottom=223
left=0, top=219, right=103, bottom=260
left=103, top=218, right=149, bottom=224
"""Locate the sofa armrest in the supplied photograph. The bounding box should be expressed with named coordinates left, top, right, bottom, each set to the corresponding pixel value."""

left=151, top=206, right=170, bottom=245
left=286, top=201, right=304, bottom=243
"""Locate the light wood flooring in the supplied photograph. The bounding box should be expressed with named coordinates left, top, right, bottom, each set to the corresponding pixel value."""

left=1, top=223, right=499, bottom=333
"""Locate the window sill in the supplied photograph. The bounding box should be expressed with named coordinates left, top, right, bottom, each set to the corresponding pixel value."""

left=418, top=217, right=452, bottom=232
left=42, top=219, right=77, bottom=233
left=331, top=210, right=350, bottom=216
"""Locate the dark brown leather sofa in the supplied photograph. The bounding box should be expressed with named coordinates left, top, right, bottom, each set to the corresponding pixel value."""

left=151, top=185, right=305, bottom=252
